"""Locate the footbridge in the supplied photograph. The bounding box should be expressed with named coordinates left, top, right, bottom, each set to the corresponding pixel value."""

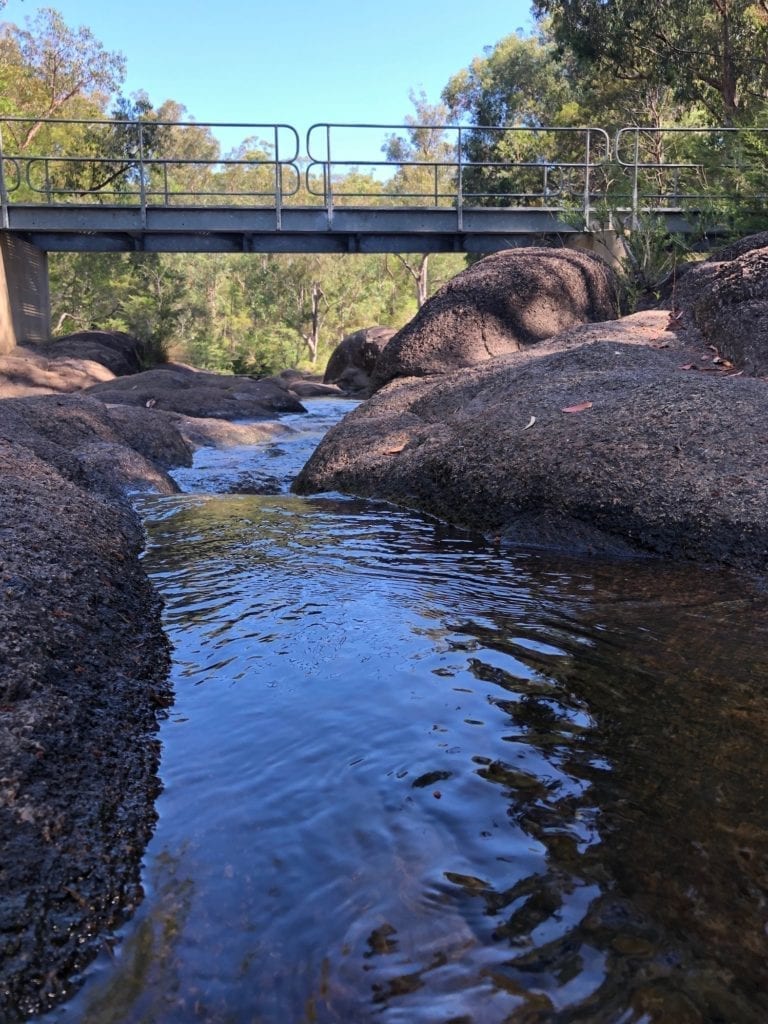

left=1, top=117, right=766, bottom=347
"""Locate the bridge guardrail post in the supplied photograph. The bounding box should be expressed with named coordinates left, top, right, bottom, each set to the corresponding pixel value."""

left=457, top=126, right=464, bottom=233
left=631, top=129, right=640, bottom=230
left=325, top=124, right=334, bottom=229
left=139, top=123, right=147, bottom=227
left=274, top=125, right=282, bottom=231
left=583, top=128, right=592, bottom=228
left=0, top=127, right=8, bottom=230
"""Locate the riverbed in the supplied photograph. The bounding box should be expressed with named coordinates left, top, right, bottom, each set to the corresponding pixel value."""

left=42, top=399, right=768, bottom=1023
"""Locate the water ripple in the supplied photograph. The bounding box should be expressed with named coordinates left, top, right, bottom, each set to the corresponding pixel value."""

left=48, top=401, right=768, bottom=1024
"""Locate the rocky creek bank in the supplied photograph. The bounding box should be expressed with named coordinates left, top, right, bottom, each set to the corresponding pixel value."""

left=296, top=240, right=768, bottom=575
left=0, top=335, right=326, bottom=1019
left=3, top=231, right=768, bottom=1017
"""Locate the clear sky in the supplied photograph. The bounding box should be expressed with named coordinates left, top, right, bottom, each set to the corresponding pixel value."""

left=3, top=0, right=534, bottom=148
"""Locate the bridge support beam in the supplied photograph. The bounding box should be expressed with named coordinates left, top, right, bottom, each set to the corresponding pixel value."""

left=0, top=234, right=51, bottom=353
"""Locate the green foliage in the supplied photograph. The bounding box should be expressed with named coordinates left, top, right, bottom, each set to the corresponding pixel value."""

left=533, top=0, right=768, bottom=125
left=619, top=215, right=693, bottom=309
left=0, top=8, right=125, bottom=127
left=13, top=2, right=768, bottom=377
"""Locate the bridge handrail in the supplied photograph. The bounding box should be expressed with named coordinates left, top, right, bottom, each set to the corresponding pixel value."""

left=2, top=118, right=768, bottom=234
left=306, top=122, right=611, bottom=225
left=0, top=118, right=301, bottom=227
left=614, top=125, right=768, bottom=225
left=12, top=153, right=301, bottom=204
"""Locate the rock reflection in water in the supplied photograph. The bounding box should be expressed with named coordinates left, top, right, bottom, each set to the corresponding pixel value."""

left=46, top=492, right=768, bottom=1024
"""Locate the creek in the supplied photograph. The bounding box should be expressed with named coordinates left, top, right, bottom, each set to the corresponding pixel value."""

left=45, top=398, right=768, bottom=1023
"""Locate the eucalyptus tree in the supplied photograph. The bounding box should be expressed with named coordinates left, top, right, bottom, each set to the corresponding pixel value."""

left=0, top=7, right=125, bottom=139
left=533, top=0, right=768, bottom=126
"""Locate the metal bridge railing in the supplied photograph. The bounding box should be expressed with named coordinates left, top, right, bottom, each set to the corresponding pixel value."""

left=614, top=126, right=768, bottom=228
left=305, top=123, right=611, bottom=229
left=2, top=117, right=767, bottom=233
left=0, top=118, right=301, bottom=228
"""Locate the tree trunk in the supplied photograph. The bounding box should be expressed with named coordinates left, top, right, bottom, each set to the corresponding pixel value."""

left=396, top=253, right=430, bottom=308
left=714, top=0, right=739, bottom=124
left=302, top=280, right=325, bottom=364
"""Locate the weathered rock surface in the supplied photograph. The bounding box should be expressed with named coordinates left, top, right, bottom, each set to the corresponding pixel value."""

left=0, top=384, right=298, bottom=1019
left=27, top=330, right=151, bottom=377
left=268, top=369, right=345, bottom=398
left=0, top=346, right=116, bottom=398
left=295, top=309, right=768, bottom=573
left=83, top=363, right=306, bottom=419
left=370, top=249, right=620, bottom=391
left=0, top=396, right=193, bottom=1017
left=675, top=238, right=768, bottom=376
left=324, top=326, right=396, bottom=395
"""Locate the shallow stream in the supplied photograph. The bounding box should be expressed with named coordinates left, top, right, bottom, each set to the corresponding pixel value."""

left=45, top=399, right=768, bottom=1023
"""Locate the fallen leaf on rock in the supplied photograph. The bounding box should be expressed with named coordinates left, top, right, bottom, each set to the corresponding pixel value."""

left=523, top=415, right=536, bottom=430
left=562, top=401, right=593, bottom=414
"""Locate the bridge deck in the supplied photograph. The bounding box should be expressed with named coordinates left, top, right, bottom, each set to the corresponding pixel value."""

left=2, top=203, right=694, bottom=254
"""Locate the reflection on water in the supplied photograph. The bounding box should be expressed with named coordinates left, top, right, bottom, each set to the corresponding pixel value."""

left=44, top=402, right=768, bottom=1024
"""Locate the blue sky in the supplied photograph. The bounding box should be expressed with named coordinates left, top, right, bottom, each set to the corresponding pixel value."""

left=3, top=0, right=534, bottom=152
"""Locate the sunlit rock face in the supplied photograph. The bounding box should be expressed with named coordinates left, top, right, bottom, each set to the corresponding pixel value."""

left=295, top=310, right=768, bottom=574
left=370, top=248, right=620, bottom=390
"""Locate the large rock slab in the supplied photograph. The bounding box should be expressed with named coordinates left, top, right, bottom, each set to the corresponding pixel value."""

left=0, top=396, right=188, bottom=1016
left=294, top=311, right=768, bottom=573
left=370, top=248, right=620, bottom=390
left=83, top=363, right=305, bottom=419
left=0, top=394, right=191, bottom=497
left=0, top=346, right=115, bottom=398
left=27, top=330, right=150, bottom=376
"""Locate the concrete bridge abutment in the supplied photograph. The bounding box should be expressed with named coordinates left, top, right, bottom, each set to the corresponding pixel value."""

left=0, top=234, right=50, bottom=353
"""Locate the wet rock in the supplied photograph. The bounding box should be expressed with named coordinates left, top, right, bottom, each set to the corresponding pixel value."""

left=370, top=249, right=620, bottom=391
left=229, top=472, right=284, bottom=495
